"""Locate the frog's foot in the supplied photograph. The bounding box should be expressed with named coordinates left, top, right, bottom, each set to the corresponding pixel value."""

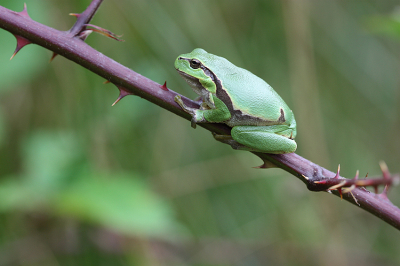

left=212, top=132, right=260, bottom=151
left=175, top=95, right=206, bottom=128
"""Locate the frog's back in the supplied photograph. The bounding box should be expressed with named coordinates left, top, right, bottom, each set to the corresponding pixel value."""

left=207, top=56, right=295, bottom=127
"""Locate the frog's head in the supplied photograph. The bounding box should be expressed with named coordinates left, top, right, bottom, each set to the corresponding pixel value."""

left=175, top=48, right=218, bottom=94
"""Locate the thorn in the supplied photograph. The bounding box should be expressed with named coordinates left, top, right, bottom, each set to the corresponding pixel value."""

left=112, top=86, right=134, bottom=106
left=329, top=181, right=346, bottom=190
left=378, top=162, right=391, bottom=199
left=18, top=3, right=31, bottom=19
left=349, top=191, right=360, bottom=206
left=103, top=80, right=111, bottom=84
left=379, top=161, right=390, bottom=180
left=69, top=13, right=80, bottom=18
left=354, top=170, right=359, bottom=180
left=314, top=180, right=327, bottom=184
left=380, top=184, right=389, bottom=200
left=84, top=24, right=124, bottom=41
left=348, top=170, right=360, bottom=190
left=374, top=186, right=378, bottom=194
left=49, top=52, right=58, bottom=62
left=338, top=188, right=343, bottom=199
left=253, top=160, right=277, bottom=169
left=302, top=175, right=309, bottom=180
left=253, top=163, right=267, bottom=169
left=342, top=185, right=356, bottom=194
left=10, top=35, right=31, bottom=60
left=161, top=81, right=168, bottom=91
left=334, top=164, right=340, bottom=179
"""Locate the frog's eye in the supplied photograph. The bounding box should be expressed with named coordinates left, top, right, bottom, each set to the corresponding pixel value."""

left=190, top=59, right=201, bottom=69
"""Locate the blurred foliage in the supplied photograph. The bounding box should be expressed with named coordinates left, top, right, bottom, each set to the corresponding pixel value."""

left=366, top=7, right=400, bottom=40
left=0, top=0, right=400, bottom=265
left=0, top=131, right=181, bottom=237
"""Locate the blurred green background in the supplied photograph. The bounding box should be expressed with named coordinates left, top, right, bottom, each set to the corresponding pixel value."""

left=1, top=0, right=400, bottom=265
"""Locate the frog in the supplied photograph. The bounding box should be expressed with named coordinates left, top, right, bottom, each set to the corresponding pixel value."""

left=174, top=48, right=297, bottom=154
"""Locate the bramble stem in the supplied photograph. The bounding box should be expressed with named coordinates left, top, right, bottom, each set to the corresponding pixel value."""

left=0, top=2, right=399, bottom=230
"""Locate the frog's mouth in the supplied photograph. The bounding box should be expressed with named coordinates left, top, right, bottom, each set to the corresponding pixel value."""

left=176, top=69, right=207, bottom=96
left=176, top=68, right=191, bottom=77
left=176, top=69, right=198, bottom=82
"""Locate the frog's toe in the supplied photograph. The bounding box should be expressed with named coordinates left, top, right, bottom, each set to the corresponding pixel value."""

left=190, top=118, right=197, bottom=129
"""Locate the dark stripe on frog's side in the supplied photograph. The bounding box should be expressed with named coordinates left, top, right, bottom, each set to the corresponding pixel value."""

left=178, top=58, right=286, bottom=125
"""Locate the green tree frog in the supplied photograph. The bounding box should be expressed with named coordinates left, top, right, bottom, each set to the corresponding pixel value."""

left=174, top=48, right=297, bottom=154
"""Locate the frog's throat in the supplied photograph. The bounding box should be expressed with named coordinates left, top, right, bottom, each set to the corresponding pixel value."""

left=177, top=69, right=208, bottom=97
left=176, top=69, right=215, bottom=109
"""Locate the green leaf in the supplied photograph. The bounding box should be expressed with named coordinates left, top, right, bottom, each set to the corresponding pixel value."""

left=0, top=130, right=84, bottom=211
left=54, top=173, right=184, bottom=237
left=22, top=131, right=84, bottom=189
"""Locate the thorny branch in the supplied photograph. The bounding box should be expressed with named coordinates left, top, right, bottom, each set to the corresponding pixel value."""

left=0, top=1, right=399, bottom=229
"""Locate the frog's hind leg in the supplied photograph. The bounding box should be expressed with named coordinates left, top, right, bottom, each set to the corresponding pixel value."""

left=228, top=125, right=297, bottom=154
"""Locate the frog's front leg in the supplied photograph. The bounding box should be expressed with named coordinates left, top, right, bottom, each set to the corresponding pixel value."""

left=215, top=125, right=297, bottom=154
left=174, top=95, right=206, bottom=128
left=174, top=95, right=231, bottom=128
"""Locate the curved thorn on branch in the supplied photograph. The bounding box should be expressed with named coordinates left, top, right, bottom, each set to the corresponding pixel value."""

left=112, top=85, right=134, bottom=106
left=10, top=35, right=31, bottom=60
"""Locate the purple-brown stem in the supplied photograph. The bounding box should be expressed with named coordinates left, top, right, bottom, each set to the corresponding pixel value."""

left=68, top=0, right=103, bottom=37
left=0, top=2, right=399, bottom=229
